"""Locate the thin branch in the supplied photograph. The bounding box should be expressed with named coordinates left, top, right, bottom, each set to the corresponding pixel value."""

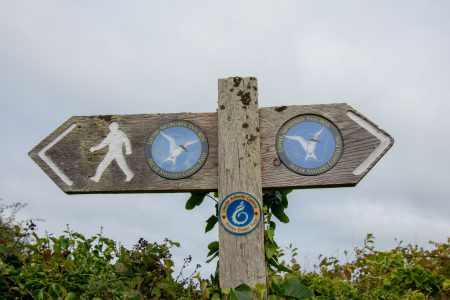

left=206, top=194, right=218, bottom=203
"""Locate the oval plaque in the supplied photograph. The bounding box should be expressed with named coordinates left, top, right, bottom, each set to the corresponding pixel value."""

left=219, top=192, right=262, bottom=235
left=276, top=114, right=343, bottom=176
left=145, top=120, right=208, bottom=180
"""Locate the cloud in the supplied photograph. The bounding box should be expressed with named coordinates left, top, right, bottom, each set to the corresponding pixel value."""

left=1, top=0, right=449, bottom=278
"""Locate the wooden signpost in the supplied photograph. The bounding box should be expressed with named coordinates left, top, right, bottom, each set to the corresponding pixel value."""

left=29, top=77, right=393, bottom=290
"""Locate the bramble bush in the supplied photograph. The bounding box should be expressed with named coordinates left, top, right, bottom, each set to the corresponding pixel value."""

left=0, top=201, right=197, bottom=299
left=1, top=195, right=449, bottom=299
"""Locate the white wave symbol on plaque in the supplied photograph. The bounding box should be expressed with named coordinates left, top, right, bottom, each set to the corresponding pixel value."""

left=231, top=201, right=249, bottom=225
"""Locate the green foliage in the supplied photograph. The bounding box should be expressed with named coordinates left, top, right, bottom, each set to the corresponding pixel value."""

left=0, top=201, right=198, bottom=299
left=206, top=241, right=219, bottom=264
left=228, top=284, right=253, bottom=300
left=184, top=191, right=449, bottom=299
left=312, top=233, right=450, bottom=299
left=2, top=193, right=449, bottom=299
left=284, top=278, right=313, bottom=299
left=205, top=215, right=218, bottom=233
left=264, top=190, right=295, bottom=276
left=185, top=193, right=208, bottom=210
left=263, top=190, right=292, bottom=224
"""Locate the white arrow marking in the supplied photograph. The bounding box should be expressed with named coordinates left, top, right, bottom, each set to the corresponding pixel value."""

left=38, top=123, right=77, bottom=186
left=346, top=111, right=391, bottom=176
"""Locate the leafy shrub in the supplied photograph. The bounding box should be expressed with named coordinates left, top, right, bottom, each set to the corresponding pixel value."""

left=1, top=197, right=449, bottom=299
left=0, top=201, right=197, bottom=299
left=312, top=233, right=450, bottom=299
left=187, top=192, right=450, bottom=299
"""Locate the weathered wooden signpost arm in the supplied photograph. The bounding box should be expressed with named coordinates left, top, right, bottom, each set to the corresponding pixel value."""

left=259, top=104, right=394, bottom=189
left=29, top=105, right=392, bottom=194
left=218, top=77, right=266, bottom=289
left=29, top=76, right=394, bottom=295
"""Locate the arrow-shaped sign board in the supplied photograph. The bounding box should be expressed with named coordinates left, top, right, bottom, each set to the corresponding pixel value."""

left=29, top=77, right=394, bottom=289
left=29, top=103, right=393, bottom=194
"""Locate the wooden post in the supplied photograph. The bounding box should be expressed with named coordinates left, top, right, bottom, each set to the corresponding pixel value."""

left=29, top=76, right=394, bottom=294
left=218, top=77, right=266, bottom=289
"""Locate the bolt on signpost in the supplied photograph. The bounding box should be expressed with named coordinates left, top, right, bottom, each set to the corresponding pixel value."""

left=29, top=77, right=393, bottom=290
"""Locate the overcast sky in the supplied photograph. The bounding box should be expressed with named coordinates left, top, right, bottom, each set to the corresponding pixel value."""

left=1, top=1, right=449, bottom=277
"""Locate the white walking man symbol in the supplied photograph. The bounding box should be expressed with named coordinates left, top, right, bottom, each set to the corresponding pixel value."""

left=89, top=122, right=134, bottom=183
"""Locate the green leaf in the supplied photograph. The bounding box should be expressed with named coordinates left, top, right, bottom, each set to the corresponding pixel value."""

left=206, top=252, right=219, bottom=263
left=272, top=204, right=289, bottom=223
left=185, top=192, right=207, bottom=210
left=221, top=288, right=231, bottom=295
left=205, top=215, right=218, bottom=233
left=65, top=292, right=78, bottom=300
left=152, top=286, right=162, bottom=297
left=411, top=267, right=428, bottom=287
left=280, top=189, right=293, bottom=195
left=283, top=278, right=312, bottom=299
left=207, top=241, right=219, bottom=263
left=32, top=289, right=44, bottom=300
left=255, top=283, right=267, bottom=300
left=229, top=284, right=253, bottom=300
left=50, top=283, right=61, bottom=297
left=265, top=242, right=277, bottom=259
left=164, top=259, right=175, bottom=268
left=270, top=221, right=276, bottom=230
left=268, top=296, right=279, bottom=300
left=212, top=293, right=221, bottom=300
left=207, top=241, right=219, bottom=255
left=280, top=189, right=292, bottom=208
left=267, top=227, right=275, bottom=243
left=269, top=257, right=292, bottom=273
left=270, top=276, right=284, bottom=296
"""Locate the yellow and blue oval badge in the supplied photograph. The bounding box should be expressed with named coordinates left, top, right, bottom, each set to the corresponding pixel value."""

left=219, top=192, right=262, bottom=235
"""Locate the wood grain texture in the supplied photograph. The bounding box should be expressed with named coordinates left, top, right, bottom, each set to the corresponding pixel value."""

left=29, top=112, right=218, bottom=193
left=259, top=104, right=393, bottom=189
left=29, top=105, right=393, bottom=193
left=217, top=77, right=266, bottom=289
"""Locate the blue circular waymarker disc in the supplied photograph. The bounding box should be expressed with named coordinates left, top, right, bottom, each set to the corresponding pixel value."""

left=219, top=192, right=262, bottom=235
left=145, top=120, right=208, bottom=180
left=276, top=114, right=343, bottom=176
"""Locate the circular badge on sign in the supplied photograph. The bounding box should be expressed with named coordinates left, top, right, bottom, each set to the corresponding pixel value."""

left=276, top=114, right=343, bottom=176
left=219, top=192, right=262, bottom=235
left=145, top=120, right=208, bottom=180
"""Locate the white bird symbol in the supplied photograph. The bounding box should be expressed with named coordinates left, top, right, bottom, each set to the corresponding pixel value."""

left=285, top=127, right=325, bottom=161
left=160, top=131, right=199, bottom=166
